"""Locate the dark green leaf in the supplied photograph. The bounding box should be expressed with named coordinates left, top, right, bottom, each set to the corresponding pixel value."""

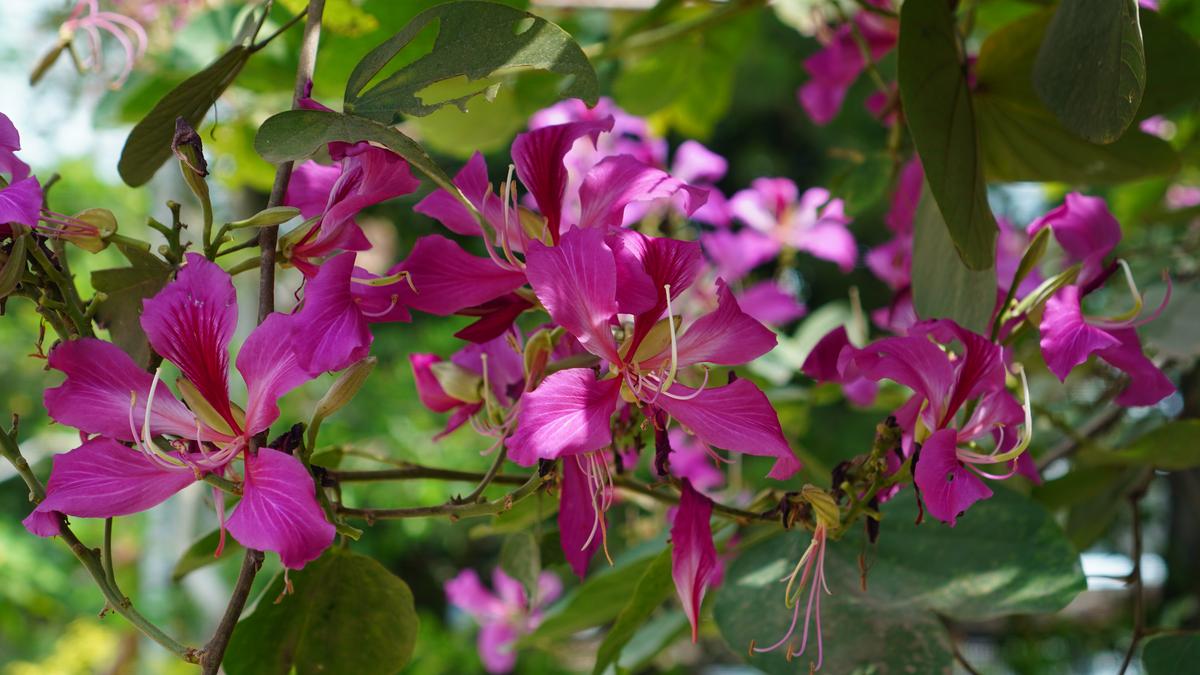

left=91, top=244, right=172, bottom=368
left=117, top=46, right=251, bottom=187
left=172, top=529, right=243, bottom=582
left=910, top=181, right=997, bottom=334
left=714, top=529, right=955, bottom=674
left=1033, top=465, right=1130, bottom=510
left=974, top=10, right=1179, bottom=183
left=592, top=549, right=674, bottom=675
left=254, top=109, right=458, bottom=197
left=898, top=0, right=997, bottom=270
left=500, top=531, right=542, bottom=603
left=1065, top=467, right=1145, bottom=549
left=1084, top=421, right=1200, bottom=470
left=524, top=553, right=657, bottom=645
left=1137, top=11, right=1200, bottom=117
left=224, top=549, right=418, bottom=675
left=1033, top=0, right=1145, bottom=144
left=1142, top=633, right=1200, bottom=674
left=344, top=1, right=598, bottom=123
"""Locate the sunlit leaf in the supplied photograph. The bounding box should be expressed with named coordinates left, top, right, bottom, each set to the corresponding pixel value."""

left=592, top=549, right=673, bottom=675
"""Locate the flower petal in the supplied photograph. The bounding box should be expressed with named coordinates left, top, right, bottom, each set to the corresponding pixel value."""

left=669, top=280, right=777, bottom=368
left=511, top=118, right=614, bottom=241
left=577, top=155, right=707, bottom=230
left=44, top=338, right=200, bottom=442
left=397, top=235, right=527, bottom=316
left=284, top=160, right=341, bottom=221
left=558, top=454, right=602, bottom=579
left=413, top=152, right=505, bottom=238
left=24, top=437, right=195, bottom=536
left=657, top=379, right=800, bottom=480
left=445, top=569, right=504, bottom=619
left=1027, top=192, right=1121, bottom=286
left=226, top=447, right=335, bottom=569
left=736, top=281, right=807, bottom=326
left=141, top=252, right=238, bottom=428
left=507, top=369, right=621, bottom=465
left=0, top=176, right=43, bottom=228
left=288, top=252, right=373, bottom=375
left=410, top=354, right=462, bottom=413
left=671, top=140, right=727, bottom=185
left=1098, top=328, right=1176, bottom=407
left=238, top=313, right=312, bottom=435
left=478, top=621, right=519, bottom=674
left=913, top=428, right=992, bottom=526
left=671, top=479, right=717, bottom=642
left=525, top=227, right=620, bottom=362
left=1039, top=285, right=1122, bottom=381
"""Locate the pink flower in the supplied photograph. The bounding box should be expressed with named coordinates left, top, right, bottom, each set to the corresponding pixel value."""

left=671, top=479, right=718, bottom=641
left=0, top=113, right=43, bottom=233
left=797, top=2, right=898, bottom=125
left=446, top=568, right=562, bottom=673
left=409, top=331, right=525, bottom=439
left=27, top=253, right=334, bottom=568
left=728, top=179, right=857, bottom=273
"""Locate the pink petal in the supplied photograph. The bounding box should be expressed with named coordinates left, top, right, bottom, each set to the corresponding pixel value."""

left=226, top=447, right=335, bottom=569
left=671, top=140, right=727, bottom=185
left=141, top=252, right=239, bottom=429
left=1027, top=193, right=1122, bottom=286
left=577, top=155, right=707, bottom=230
left=802, top=327, right=854, bottom=383
left=669, top=280, right=777, bottom=368
left=507, top=369, right=621, bottom=465
left=886, top=158, right=923, bottom=235
left=24, top=437, right=195, bottom=537
left=848, top=333, right=956, bottom=416
left=397, top=235, right=527, bottom=316
left=609, top=231, right=706, bottom=353
left=413, top=152, right=504, bottom=238
left=1097, top=329, right=1176, bottom=407
left=511, top=118, right=614, bottom=242
left=668, top=429, right=725, bottom=493
left=0, top=176, right=43, bottom=228
left=454, top=294, right=532, bottom=344
left=238, top=313, right=312, bottom=436
left=671, top=479, right=717, bottom=642
left=558, top=454, right=602, bottom=579
left=657, top=379, right=800, bottom=480
left=288, top=252, right=373, bottom=375
left=525, top=228, right=620, bottom=362
left=44, top=338, right=200, bottom=442
left=913, top=428, right=992, bottom=526
left=794, top=220, right=857, bottom=272
left=866, top=234, right=913, bottom=290
left=410, top=354, right=461, bottom=413
left=445, top=569, right=504, bottom=619
left=478, top=621, right=519, bottom=673
left=284, top=160, right=341, bottom=221
left=735, top=281, right=807, bottom=326
left=1039, top=285, right=1122, bottom=381
left=700, top=229, right=779, bottom=285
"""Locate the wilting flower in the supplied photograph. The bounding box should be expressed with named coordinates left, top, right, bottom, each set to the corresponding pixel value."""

left=798, top=0, right=898, bottom=125
left=25, top=253, right=334, bottom=568
left=445, top=568, right=562, bottom=673
left=410, top=331, right=525, bottom=439
left=1028, top=193, right=1174, bottom=406
left=0, top=113, right=43, bottom=233
left=56, top=0, right=149, bottom=88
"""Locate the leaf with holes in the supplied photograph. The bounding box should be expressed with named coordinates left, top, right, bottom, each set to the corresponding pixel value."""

left=343, top=1, right=598, bottom=123
left=1033, top=0, right=1145, bottom=144
left=897, top=0, right=997, bottom=270
left=117, top=45, right=251, bottom=187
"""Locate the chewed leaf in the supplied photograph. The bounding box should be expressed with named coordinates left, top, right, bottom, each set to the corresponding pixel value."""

left=344, top=1, right=598, bottom=122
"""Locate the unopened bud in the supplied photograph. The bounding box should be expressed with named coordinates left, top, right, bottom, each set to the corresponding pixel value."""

left=523, top=327, right=557, bottom=386
left=172, top=117, right=211, bottom=225
left=313, top=357, right=377, bottom=421
left=801, top=485, right=840, bottom=529
left=227, top=206, right=301, bottom=230
left=430, top=361, right=482, bottom=404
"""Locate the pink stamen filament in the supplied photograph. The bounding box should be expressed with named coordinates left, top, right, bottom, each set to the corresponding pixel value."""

left=754, top=525, right=830, bottom=671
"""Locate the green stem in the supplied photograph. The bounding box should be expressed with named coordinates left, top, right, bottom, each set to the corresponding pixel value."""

left=339, top=471, right=551, bottom=522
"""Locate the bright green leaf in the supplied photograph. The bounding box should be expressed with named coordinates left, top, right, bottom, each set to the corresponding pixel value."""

left=224, top=549, right=418, bottom=675
left=1142, top=633, right=1200, bottom=674
left=592, top=549, right=673, bottom=675
left=910, top=181, right=997, bottom=334
left=117, top=46, right=251, bottom=187
left=524, top=553, right=657, bottom=645
left=898, top=0, right=997, bottom=270
left=172, top=529, right=242, bottom=582
left=1033, top=0, right=1145, bottom=144
left=344, top=1, right=598, bottom=123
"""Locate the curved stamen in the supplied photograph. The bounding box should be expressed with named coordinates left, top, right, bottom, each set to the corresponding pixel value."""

left=660, top=285, right=680, bottom=392
left=352, top=270, right=416, bottom=290
left=658, top=367, right=711, bottom=401
left=1090, top=268, right=1173, bottom=330
left=358, top=295, right=401, bottom=318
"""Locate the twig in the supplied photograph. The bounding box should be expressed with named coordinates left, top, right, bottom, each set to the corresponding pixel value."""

left=612, top=476, right=774, bottom=522
left=1117, top=473, right=1153, bottom=675
left=458, top=447, right=510, bottom=503
left=199, top=549, right=265, bottom=673
left=329, top=466, right=527, bottom=485
left=339, top=471, right=551, bottom=522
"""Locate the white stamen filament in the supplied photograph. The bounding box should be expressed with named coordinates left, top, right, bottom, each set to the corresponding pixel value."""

left=660, top=285, right=680, bottom=392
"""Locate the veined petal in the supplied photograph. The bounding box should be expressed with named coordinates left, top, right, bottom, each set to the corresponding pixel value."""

left=0, top=176, right=43, bottom=228
left=238, top=313, right=312, bottom=436
left=913, top=428, right=992, bottom=526
left=671, top=479, right=718, bottom=642
left=396, top=235, right=527, bottom=316
left=288, top=253, right=373, bottom=375
left=23, top=437, right=195, bottom=537
left=511, top=117, right=614, bottom=241
left=657, top=379, right=800, bottom=480
left=1098, top=329, right=1176, bottom=407
left=410, top=354, right=462, bottom=413
left=284, top=160, right=341, bottom=220
left=1027, top=192, right=1121, bottom=286
left=849, top=333, right=956, bottom=417
left=667, top=280, right=776, bottom=368
left=141, top=252, right=238, bottom=428
left=1039, top=285, right=1121, bottom=381
left=558, top=455, right=602, bottom=579
left=44, top=338, right=200, bottom=441
left=577, top=155, right=707, bottom=230
left=507, top=369, right=621, bottom=465
left=413, top=152, right=505, bottom=238
left=525, top=228, right=620, bottom=362
left=226, top=448, right=335, bottom=569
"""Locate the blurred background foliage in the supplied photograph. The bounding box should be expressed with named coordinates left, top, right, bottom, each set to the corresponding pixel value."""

left=1, top=0, right=1199, bottom=673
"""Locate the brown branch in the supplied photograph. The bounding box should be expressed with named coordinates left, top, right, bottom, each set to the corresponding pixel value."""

left=1118, top=473, right=1154, bottom=675
left=199, top=549, right=265, bottom=673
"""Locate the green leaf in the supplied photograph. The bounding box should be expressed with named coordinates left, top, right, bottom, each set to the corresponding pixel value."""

left=91, top=244, right=172, bottom=368
left=1136, top=11, right=1200, bottom=118
left=524, top=553, right=657, bottom=645
left=254, top=109, right=458, bottom=197
left=910, top=181, right=997, bottom=334
left=1065, top=467, right=1145, bottom=549
left=1084, top=420, right=1200, bottom=470
left=1033, top=0, right=1145, bottom=144
left=343, top=1, right=598, bottom=123
left=117, top=46, right=251, bottom=187
left=1142, top=633, right=1200, bottom=674
left=1033, top=465, right=1130, bottom=510
left=171, top=528, right=243, bottom=582
left=224, top=549, right=418, bottom=675
left=714, top=529, right=955, bottom=674
left=592, top=549, right=673, bottom=675
left=898, top=0, right=997, bottom=270
left=500, top=531, right=542, bottom=603
left=974, top=10, right=1178, bottom=183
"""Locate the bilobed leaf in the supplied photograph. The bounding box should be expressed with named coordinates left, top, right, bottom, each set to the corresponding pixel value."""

left=117, top=45, right=251, bottom=186
left=523, top=552, right=657, bottom=645
left=898, top=0, right=997, bottom=271
left=910, top=181, right=997, bottom=334
left=1033, top=0, right=1145, bottom=144
left=592, top=549, right=673, bottom=675
left=91, top=244, right=172, bottom=368
left=974, top=10, right=1179, bottom=183
left=1084, top=420, right=1200, bottom=470
left=172, top=528, right=242, bottom=582
left=1142, top=633, right=1200, bottom=674
left=224, top=549, right=418, bottom=675
left=343, top=1, right=598, bottom=123
left=500, top=531, right=542, bottom=603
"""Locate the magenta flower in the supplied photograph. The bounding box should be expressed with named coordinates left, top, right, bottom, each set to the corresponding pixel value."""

left=25, top=253, right=334, bottom=568
left=798, top=1, right=897, bottom=125
left=0, top=113, right=43, bottom=233
left=409, top=331, right=525, bottom=439
left=671, top=479, right=718, bottom=642
left=728, top=179, right=857, bottom=273
left=445, top=568, right=562, bottom=673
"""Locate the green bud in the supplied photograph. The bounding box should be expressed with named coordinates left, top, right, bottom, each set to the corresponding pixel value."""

left=523, top=327, right=557, bottom=385
left=65, top=208, right=117, bottom=253
left=227, top=206, right=302, bottom=230
left=312, top=357, right=377, bottom=422
left=0, top=233, right=30, bottom=298
left=430, top=361, right=483, bottom=404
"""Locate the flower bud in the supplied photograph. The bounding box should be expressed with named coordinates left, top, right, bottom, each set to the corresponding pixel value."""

left=0, top=232, right=30, bottom=299
left=523, top=327, right=558, bottom=386
left=172, top=117, right=211, bottom=223
left=227, top=206, right=302, bottom=230
left=429, top=361, right=483, bottom=404
left=63, top=208, right=116, bottom=253
left=801, top=485, right=840, bottom=529
left=312, top=356, right=377, bottom=422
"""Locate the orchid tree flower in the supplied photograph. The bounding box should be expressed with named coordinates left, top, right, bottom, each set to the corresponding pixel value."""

left=0, top=113, right=43, bottom=234
left=727, top=179, right=858, bottom=273
left=798, top=0, right=897, bottom=125
left=445, top=568, right=562, bottom=674
left=54, top=0, right=149, bottom=88
left=24, top=253, right=334, bottom=568
left=1028, top=193, right=1174, bottom=406
left=507, top=227, right=798, bottom=575
left=409, top=331, right=525, bottom=440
